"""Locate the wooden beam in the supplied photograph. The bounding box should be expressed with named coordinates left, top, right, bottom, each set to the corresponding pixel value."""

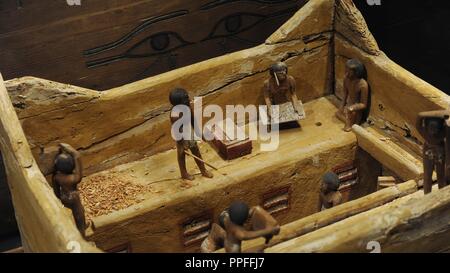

left=377, top=176, right=398, bottom=190
left=0, top=74, right=101, bottom=253
left=217, top=180, right=417, bottom=253
left=352, top=125, right=422, bottom=181
left=266, top=184, right=450, bottom=253
left=2, top=247, right=23, bottom=254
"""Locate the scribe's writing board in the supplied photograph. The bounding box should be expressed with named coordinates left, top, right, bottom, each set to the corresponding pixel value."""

left=259, top=101, right=306, bottom=126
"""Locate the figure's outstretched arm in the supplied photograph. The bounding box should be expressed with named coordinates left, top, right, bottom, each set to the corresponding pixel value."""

left=417, top=110, right=450, bottom=119
left=236, top=227, right=279, bottom=241
left=59, top=143, right=82, bottom=183
left=289, top=78, right=303, bottom=114
left=318, top=191, right=326, bottom=211
left=414, top=110, right=450, bottom=137
left=263, top=84, right=273, bottom=118
left=52, top=176, right=61, bottom=199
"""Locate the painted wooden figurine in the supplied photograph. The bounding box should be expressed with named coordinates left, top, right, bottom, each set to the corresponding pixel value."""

left=336, top=59, right=369, bottom=132
left=52, top=143, right=87, bottom=235
left=200, top=214, right=226, bottom=253
left=263, top=62, right=304, bottom=126
left=222, top=201, right=280, bottom=253
left=416, top=110, right=450, bottom=194
left=169, top=88, right=213, bottom=181
left=319, top=172, right=343, bottom=210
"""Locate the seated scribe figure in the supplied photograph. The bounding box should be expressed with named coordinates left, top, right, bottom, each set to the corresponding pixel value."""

left=263, top=62, right=303, bottom=126
left=222, top=201, right=280, bottom=253
left=416, top=110, right=450, bottom=194
left=319, top=172, right=343, bottom=211
left=169, top=88, right=213, bottom=181
left=335, top=59, right=369, bottom=132
left=52, top=143, right=87, bottom=235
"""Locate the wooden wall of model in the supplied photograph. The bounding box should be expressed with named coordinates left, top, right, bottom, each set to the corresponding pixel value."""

left=0, top=0, right=449, bottom=252
left=0, top=0, right=306, bottom=90
left=5, top=0, right=335, bottom=177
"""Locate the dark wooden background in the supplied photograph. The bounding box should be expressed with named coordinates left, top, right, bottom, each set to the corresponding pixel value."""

left=0, top=0, right=305, bottom=90
left=356, top=0, right=450, bottom=93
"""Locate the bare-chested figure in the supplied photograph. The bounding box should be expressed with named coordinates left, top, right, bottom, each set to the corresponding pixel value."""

left=222, top=201, right=280, bottom=253
left=416, top=110, right=450, bottom=194
left=263, top=62, right=303, bottom=126
left=52, top=143, right=87, bottom=234
left=319, top=172, right=343, bottom=211
left=169, top=88, right=213, bottom=181
left=200, top=214, right=226, bottom=253
left=336, top=59, right=369, bottom=132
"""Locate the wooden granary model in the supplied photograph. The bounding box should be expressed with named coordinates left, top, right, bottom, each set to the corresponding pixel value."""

left=0, top=0, right=449, bottom=253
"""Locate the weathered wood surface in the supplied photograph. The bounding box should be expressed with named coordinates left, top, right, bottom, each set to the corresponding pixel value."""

left=1, top=0, right=449, bottom=253
left=5, top=0, right=334, bottom=176
left=86, top=98, right=357, bottom=252
left=0, top=74, right=100, bottom=253
left=334, top=0, right=380, bottom=55
left=266, top=184, right=450, bottom=253
left=352, top=125, right=423, bottom=181
left=334, top=0, right=449, bottom=146
left=267, top=0, right=334, bottom=44
left=217, top=180, right=417, bottom=253
left=0, top=0, right=306, bottom=90
left=0, top=1, right=336, bottom=252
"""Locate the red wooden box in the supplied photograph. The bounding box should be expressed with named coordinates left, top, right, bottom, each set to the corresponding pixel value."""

left=205, top=118, right=252, bottom=160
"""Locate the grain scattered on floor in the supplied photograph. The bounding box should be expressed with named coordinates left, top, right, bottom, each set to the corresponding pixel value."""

left=79, top=171, right=153, bottom=221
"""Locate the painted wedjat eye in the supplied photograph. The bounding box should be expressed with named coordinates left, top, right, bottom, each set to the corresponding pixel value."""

left=203, top=12, right=266, bottom=41
left=85, top=32, right=192, bottom=68
left=83, top=10, right=188, bottom=57
left=150, top=33, right=171, bottom=51
left=127, top=32, right=192, bottom=57
left=225, top=15, right=243, bottom=33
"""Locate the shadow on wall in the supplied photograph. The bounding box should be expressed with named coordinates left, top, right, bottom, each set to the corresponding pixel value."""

left=0, top=152, right=19, bottom=249
left=356, top=0, right=450, bottom=93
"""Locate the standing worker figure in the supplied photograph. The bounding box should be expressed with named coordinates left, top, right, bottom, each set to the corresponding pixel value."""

left=52, top=143, right=88, bottom=235
left=169, top=88, right=213, bottom=181
left=416, top=110, right=450, bottom=194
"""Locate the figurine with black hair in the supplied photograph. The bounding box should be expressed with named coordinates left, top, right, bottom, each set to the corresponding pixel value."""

left=52, top=143, right=87, bottom=235
left=416, top=110, right=450, bottom=194
left=262, top=62, right=304, bottom=126
left=169, top=88, right=213, bottom=181
left=319, top=172, right=343, bottom=211
left=336, top=59, right=369, bottom=132
left=222, top=201, right=280, bottom=253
